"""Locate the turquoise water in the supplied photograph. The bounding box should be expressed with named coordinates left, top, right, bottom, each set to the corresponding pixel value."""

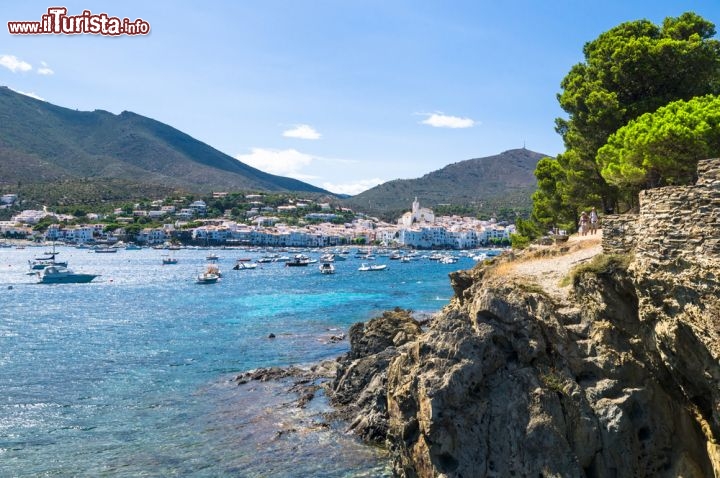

left=0, top=246, right=477, bottom=477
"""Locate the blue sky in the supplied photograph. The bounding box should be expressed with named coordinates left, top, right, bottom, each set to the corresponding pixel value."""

left=2, top=1, right=719, bottom=195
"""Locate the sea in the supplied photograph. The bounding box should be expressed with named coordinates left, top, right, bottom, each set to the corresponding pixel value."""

left=0, top=245, right=486, bottom=477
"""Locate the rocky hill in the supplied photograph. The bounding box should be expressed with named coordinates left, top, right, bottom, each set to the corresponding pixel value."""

left=342, top=148, right=547, bottom=219
left=0, top=86, right=327, bottom=194
left=326, top=158, right=720, bottom=476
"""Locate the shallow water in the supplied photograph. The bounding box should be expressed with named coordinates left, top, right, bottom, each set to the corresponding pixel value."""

left=0, top=246, right=482, bottom=476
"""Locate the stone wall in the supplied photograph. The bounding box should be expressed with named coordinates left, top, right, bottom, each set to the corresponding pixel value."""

left=601, top=213, right=638, bottom=255
left=602, top=158, right=720, bottom=261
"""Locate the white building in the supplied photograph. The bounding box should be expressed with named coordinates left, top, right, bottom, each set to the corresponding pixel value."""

left=398, top=198, right=435, bottom=227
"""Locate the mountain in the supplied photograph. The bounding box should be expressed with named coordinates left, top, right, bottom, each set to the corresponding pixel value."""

left=343, top=148, right=548, bottom=219
left=0, top=86, right=327, bottom=195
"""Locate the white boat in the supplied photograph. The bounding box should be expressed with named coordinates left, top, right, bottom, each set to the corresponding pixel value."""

left=195, top=271, right=219, bottom=284
left=358, top=263, right=387, bottom=272
left=319, top=262, right=335, bottom=274
left=400, top=256, right=411, bottom=263
left=206, top=253, right=219, bottom=261
left=37, top=265, right=98, bottom=284
left=233, top=261, right=258, bottom=270
left=286, top=254, right=312, bottom=267
left=439, top=256, right=458, bottom=264
left=125, top=244, right=142, bottom=250
left=94, top=246, right=117, bottom=253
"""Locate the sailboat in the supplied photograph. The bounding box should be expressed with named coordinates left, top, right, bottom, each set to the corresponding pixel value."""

left=28, top=243, right=67, bottom=270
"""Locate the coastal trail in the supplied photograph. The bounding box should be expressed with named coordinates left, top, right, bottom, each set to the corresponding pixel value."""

left=500, top=230, right=603, bottom=301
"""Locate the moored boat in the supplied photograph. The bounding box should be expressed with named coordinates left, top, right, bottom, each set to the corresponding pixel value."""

left=37, top=265, right=98, bottom=284
left=358, top=263, right=387, bottom=271
left=286, top=254, right=311, bottom=267
left=195, top=271, right=219, bottom=284
left=319, top=262, right=335, bottom=274
left=162, top=255, right=178, bottom=265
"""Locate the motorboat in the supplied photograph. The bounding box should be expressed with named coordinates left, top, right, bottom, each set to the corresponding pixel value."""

left=358, top=263, right=387, bottom=271
left=286, top=254, right=311, bottom=267
left=439, top=256, right=459, bottom=264
left=195, top=271, right=219, bottom=284
left=94, top=246, right=117, bottom=253
left=37, top=265, right=98, bottom=284
left=319, top=262, right=335, bottom=274
left=162, top=256, right=178, bottom=265
left=233, top=261, right=258, bottom=270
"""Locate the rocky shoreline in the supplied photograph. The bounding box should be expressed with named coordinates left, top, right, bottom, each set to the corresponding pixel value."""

left=234, top=161, right=720, bottom=477
left=236, top=233, right=718, bottom=477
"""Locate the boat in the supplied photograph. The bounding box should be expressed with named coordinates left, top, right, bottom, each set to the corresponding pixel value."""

left=196, top=264, right=220, bottom=284
left=195, top=271, right=219, bottom=284
left=29, top=247, right=67, bottom=270
left=286, top=254, right=311, bottom=267
left=319, top=253, right=335, bottom=263
left=319, top=262, right=335, bottom=274
left=28, top=256, right=68, bottom=270
left=125, top=244, right=142, bottom=250
left=400, top=256, right=411, bottom=263
left=358, top=263, right=387, bottom=271
left=28, top=243, right=67, bottom=270
left=94, top=246, right=117, bottom=253
left=233, top=261, right=258, bottom=270
left=439, top=256, right=458, bottom=264
left=206, top=253, right=219, bottom=261
left=37, top=265, right=98, bottom=284
left=162, top=255, right=178, bottom=265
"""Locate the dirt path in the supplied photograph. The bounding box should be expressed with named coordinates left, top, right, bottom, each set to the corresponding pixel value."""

left=505, top=231, right=603, bottom=301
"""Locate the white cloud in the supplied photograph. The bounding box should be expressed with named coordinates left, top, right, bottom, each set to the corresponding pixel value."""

left=9, top=87, right=44, bottom=101
left=0, top=54, right=32, bottom=73
left=37, top=61, right=54, bottom=75
left=235, top=147, right=315, bottom=177
left=420, top=112, right=475, bottom=129
left=322, top=178, right=384, bottom=196
left=282, top=124, right=321, bottom=140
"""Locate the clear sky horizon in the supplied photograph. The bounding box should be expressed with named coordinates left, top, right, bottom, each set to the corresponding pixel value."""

left=2, top=1, right=719, bottom=195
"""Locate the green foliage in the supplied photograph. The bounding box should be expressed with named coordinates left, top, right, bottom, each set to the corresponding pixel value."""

left=32, top=216, right=58, bottom=232
left=597, top=95, right=720, bottom=192
left=533, top=11, right=720, bottom=225
left=510, top=233, right=531, bottom=250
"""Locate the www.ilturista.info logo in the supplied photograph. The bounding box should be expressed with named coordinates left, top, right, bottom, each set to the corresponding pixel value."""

left=8, top=7, right=150, bottom=36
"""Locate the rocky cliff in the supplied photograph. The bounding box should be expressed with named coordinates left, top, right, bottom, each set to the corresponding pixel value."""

left=329, top=159, right=720, bottom=477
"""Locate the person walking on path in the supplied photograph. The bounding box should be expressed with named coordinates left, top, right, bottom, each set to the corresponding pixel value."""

left=579, top=211, right=590, bottom=236
left=589, top=207, right=599, bottom=235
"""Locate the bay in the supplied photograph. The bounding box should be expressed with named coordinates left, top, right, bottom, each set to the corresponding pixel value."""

left=0, top=246, right=481, bottom=477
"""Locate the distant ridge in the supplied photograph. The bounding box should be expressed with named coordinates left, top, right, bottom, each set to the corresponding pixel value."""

left=0, top=86, right=328, bottom=194
left=342, top=148, right=548, bottom=219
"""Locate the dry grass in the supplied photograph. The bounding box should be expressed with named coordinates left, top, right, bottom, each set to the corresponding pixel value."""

left=486, top=232, right=605, bottom=301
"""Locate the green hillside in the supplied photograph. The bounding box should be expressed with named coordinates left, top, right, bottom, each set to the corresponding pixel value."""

left=0, top=86, right=328, bottom=195
left=343, top=148, right=547, bottom=220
